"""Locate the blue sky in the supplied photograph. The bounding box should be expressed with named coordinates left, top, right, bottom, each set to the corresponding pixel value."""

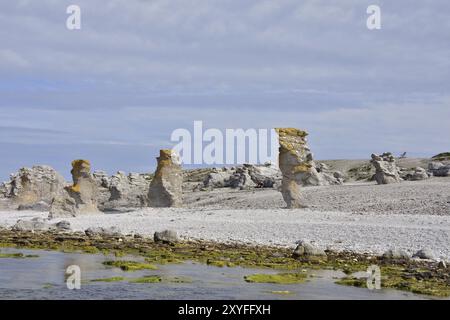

left=0, top=0, right=449, bottom=180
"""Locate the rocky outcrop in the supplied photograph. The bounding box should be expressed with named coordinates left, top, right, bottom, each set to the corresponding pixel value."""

left=428, top=162, right=450, bottom=177
left=0, top=166, right=65, bottom=210
left=93, top=171, right=151, bottom=211
left=276, top=128, right=318, bottom=208
left=148, top=150, right=183, bottom=207
left=203, top=163, right=282, bottom=190
left=370, top=153, right=402, bottom=184
left=400, top=167, right=429, bottom=181
left=49, top=160, right=100, bottom=218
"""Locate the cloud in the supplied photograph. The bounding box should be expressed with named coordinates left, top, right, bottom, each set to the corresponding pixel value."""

left=0, top=0, right=449, bottom=179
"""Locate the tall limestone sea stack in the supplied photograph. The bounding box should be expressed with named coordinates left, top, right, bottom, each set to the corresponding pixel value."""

left=148, top=150, right=183, bottom=207
left=49, top=160, right=101, bottom=218
left=275, top=128, right=320, bottom=208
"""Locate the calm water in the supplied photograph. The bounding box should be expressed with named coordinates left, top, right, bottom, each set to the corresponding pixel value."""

left=0, top=248, right=441, bottom=300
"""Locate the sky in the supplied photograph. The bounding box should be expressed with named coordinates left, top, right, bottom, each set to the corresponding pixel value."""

left=0, top=0, right=449, bottom=180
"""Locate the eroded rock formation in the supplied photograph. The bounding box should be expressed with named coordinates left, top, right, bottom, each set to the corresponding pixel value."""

left=370, top=153, right=402, bottom=184
left=275, top=128, right=319, bottom=208
left=0, top=166, right=65, bottom=210
left=148, top=150, right=183, bottom=207
left=93, top=171, right=151, bottom=211
left=49, top=160, right=100, bottom=218
left=428, top=162, right=450, bottom=177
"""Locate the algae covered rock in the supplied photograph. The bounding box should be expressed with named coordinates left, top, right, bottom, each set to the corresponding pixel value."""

left=148, top=150, right=183, bottom=207
left=49, top=160, right=101, bottom=218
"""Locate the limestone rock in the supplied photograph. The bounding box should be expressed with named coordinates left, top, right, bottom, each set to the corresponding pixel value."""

left=428, top=161, right=450, bottom=177
left=246, top=163, right=282, bottom=188
left=154, top=230, right=179, bottom=244
left=17, top=201, right=50, bottom=212
left=12, top=218, right=71, bottom=232
left=203, top=168, right=233, bottom=188
left=93, top=171, right=151, bottom=211
left=0, top=166, right=65, bottom=209
left=148, top=150, right=183, bottom=207
left=370, top=153, right=402, bottom=184
left=400, top=167, right=429, bottom=181
left=382, top=249, right=410, bottom=261
left=275, top=128, right=317, bottom=208
left=49, top=160, right=100, bottom=218
left=85, top=226, right=121, bottom=237
left=293, top=240, right=326, bottom=259
left=413, top=249, right=435, bottom=260
left=228, top=167, right=257, bottom=189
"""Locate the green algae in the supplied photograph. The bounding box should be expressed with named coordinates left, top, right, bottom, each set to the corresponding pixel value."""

left=244, top=272, right=307, bottom=284
left=269, top=290, right=294, bottom=295
left=129, top=275, right=162, bottom=284
left=103, top=260, right=158, bottom=271
left=91, top=276, right=126, bottom=283
left=0, top=252, right=39, bottom=259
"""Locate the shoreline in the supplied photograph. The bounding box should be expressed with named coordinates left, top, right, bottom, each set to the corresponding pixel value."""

left=0, top=228, right=449, bottom=297
left=1, top=207, right=449, bottom=261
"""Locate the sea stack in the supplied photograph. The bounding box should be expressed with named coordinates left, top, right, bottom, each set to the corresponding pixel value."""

left=148, top=149, right=183, bottom=207
left=275, top=128, right=319, bottom=208
left=49, top=160, right=100, bottom=218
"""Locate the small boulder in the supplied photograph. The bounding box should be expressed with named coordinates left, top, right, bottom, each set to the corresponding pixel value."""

left=382, top=249, right=410, bottom=261
left=85, top=226, right=121, bottom=237
left=412, top=249, right=435, bottom=260
left=293, top=240, right=326, bottom=259
left=12, top=218, right=50, bottom=232
left=154, top=230, right=179, bottom=245
left=17, top=201, right=50, bottom=212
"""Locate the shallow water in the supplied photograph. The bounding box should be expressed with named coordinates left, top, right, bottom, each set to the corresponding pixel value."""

left=0, top=248, right=441, bottom=300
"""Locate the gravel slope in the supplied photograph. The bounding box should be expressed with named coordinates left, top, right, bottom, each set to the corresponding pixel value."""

left=185, top=177, right=450, bottom=215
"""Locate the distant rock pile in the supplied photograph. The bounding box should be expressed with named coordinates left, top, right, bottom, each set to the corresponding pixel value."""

left=0, top=166, right=65, bottom=211
left=203, top=163, right=281, bottom=190
left=399, top=167, right=429, bottom=181
left=370, top=153, right=402, bottom=184
left=93, top=171, right=151, bottom=211
left=428, top=162, right=450, bottom=177
left=148, top=150, right=183, bottom=207
left=49, top=160, right=101, bottom=218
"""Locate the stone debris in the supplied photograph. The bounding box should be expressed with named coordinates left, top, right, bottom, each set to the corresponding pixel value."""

left=0, top=166, right=65, bottom=210
left=148, top=150, right=183, bottom=207
left=370, top=153, right=402, bottom=184
left=49, top=160, right=101, bottom=218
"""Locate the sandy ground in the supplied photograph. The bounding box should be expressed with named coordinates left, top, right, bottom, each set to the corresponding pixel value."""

left=0, top=177, right=449, bottom=260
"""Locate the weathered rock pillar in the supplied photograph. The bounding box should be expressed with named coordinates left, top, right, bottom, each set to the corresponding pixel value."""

left=275, top=128, right=318, bottom=208
left=49, top=160, right=100, bottom=218
left=370, top=153, right=402, bottom=184
left=148, top=150, right=183, bottom=207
